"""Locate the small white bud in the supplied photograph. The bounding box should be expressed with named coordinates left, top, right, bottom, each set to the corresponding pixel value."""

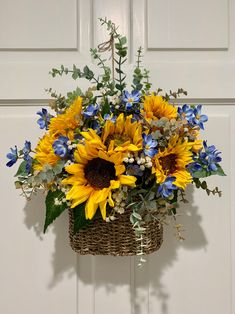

left=123, top=157, right=129, bottom=163
left=110, top=216, right=116, bottom=221
left=129, top=158, right=134, bottom=163
left=106, top=217, right=110, bottom=222
left=145, top=162, right=152, bottom=168
left=122, top=186, right=128, bottom=192
left=140, top=165, right=145, bottom=171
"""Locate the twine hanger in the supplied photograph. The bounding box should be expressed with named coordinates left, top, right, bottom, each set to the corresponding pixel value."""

left=97, top=33, right=115, bottom=82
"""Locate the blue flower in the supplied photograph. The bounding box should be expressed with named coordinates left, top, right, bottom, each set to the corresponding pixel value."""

left=53, top=136, right=69, bottom=157
left=83, top=104, right=99, bottom=118
left=199, top=141, right=222, bottom=171
left=122, top=90, right=140, bottom=109
left=23, top=141, right=31, bottom=155
left=142, top=134, right=158, bottom=158
left=37, top=108, right=52, bottom=130
left=22, top=141, right=32, bottom=173
left=178, top=104, right=194, bottom=122
left=158, top=177, right=177, bottom=198
left=187, top=162, right=202, bottom=174
left=24, top=154, right=33, bottom=174
left=126, top=164, right=143, bottom=176
left=90, top=120, right=101, bottom=133
left=6, top=146, right=18, bottom=167
left=191, top=105, right=208, bottom=130
left=104, top=114, right=116, bottom=123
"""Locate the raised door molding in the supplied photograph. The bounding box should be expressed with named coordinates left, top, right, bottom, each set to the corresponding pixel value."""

left=147, top=0, right=228, bottom=50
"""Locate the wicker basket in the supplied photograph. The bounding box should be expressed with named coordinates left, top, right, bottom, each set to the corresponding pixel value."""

left=68, top=208, right=163, bottom=256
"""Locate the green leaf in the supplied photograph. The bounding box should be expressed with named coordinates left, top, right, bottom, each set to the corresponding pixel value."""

left=44, top=190, right=67, bottom=233
left=120, top=37, right=127, bottom=45
left=73, top=203, right=92, bottom=234
left=115, top=68, right=123, bottom=74
left=14, top=161, right=28, bottom=177
left=212, top=164, right=226, bottom=176
left=101, top=99, right=110, bottom=116
left=14, top=181, right=23, bottom=189
left=192, top=169, right=210, bottom=178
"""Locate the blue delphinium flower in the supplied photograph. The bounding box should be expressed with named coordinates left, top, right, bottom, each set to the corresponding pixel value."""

left=104, top=114, right=116, bottom=123
left=191, top=105, right=208, bottom=130
left=24, top=154, right=33, bottom=174
left=53, top=136, right=69, bottom=157
left=23, top=141, right=32, bottom=173
left=126, top=164, right=143, bottom=176
left=142, top=134, right=158, bottom=158
left=187, top=162, right=202, bottom=174
left=6, top=146, right=18, bottom=167
left=158, top=177, right=177, bottom=198
left=23, top=141, right=31, bottom=155
left=37, top=108, right=52, bottom=130
left=200, top=141, right=222, bottom=171
left=178, top=104, right=194, bottom=122
left=83, top=104, right=99, bottom=118
left=122, top=90, right=140, bottom=109
left=90, top=120, right=101, bottom=133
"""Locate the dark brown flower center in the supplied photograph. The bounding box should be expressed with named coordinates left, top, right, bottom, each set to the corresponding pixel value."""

left=84, top=157, right=116, bottom=189
left=159, top=154, right=177, bottom=174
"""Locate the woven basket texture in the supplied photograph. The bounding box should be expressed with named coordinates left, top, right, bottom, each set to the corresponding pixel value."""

left=69, top=208, right=163, bottom=256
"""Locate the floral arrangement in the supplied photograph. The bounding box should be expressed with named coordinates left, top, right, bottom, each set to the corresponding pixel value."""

left=6, top=19, right=225, bottom=259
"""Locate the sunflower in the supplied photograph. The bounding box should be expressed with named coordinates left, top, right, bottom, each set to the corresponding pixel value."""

left=152, top=136, right=193, bottom=189
left=34, top=133, right=59, bottom=171
left=62, top=140, right=136, bottom=220
left=49, top=96, right=82, bottom=136
left=143, top=94, right=177, bottom=122
left=101, top=113, right=142, bottom=152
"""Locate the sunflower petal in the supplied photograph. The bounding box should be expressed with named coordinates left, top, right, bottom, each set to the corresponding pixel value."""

left=119, top=175, right=136, bottom=187
left=99, top=200, right=107, bottom=220
left=85, top=191, right=100, bottom=219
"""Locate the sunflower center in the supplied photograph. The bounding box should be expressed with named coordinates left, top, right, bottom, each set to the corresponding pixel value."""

left=159, top=154, right=177, bottom=174
left=84, top=157, right=116, bottom=189
left=105, top=134, right=130, bottom=147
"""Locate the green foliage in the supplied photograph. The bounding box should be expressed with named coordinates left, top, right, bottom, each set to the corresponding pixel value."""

left=15, top=161, right=28, bottom=178
left=44, top=190, right=67, bottom=233
left=73, top=203, right=92, bottom=234
left=193, top=164, right=226, bottom=179
left=193, top=178, right=222, bottom=197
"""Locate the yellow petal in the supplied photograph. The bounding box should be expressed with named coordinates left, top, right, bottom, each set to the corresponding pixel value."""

left=108, top=191, right=114, bottom=207
left=119, top=175, right=136, bottom=187
left=115, top=164, right=125, bottom=176
left=62, top=175, right=86, bottom=185
left=110, top=180, right=120, bottom=190
left=65, top=163, right=84, bottom=175
left=67, top=185, right=93, bottom=206
left=115, top=113, right=124, bottom=134
left=99, top=200, right=107, bottom=220
left=94, top=188, right=110, bottom=203
left=85, top=191, right=100, bottom=219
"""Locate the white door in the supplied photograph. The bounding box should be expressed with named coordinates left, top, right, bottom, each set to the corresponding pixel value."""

left=0, top=1, right=234, bottom=313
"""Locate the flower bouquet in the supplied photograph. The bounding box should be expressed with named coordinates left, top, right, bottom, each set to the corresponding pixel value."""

left=7, top=18, right=225, bottom=261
